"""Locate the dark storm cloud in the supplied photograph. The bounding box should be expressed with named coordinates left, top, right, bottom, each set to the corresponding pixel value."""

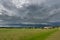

left=0, top=0, right=60, bottom=27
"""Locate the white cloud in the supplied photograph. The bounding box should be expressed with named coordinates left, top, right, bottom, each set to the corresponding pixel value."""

left=12, top=0, right=29, bottom=8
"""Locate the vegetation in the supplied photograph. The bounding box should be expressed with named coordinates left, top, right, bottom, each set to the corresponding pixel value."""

left=46, top=28, right=60, bottom=40
left=0, top=28, right=58, bottom=40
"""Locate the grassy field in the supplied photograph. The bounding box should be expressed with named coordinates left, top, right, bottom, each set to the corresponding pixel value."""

left=0, top=28, right=59, bottom=40
left=46, top=28, right=60, bottom=40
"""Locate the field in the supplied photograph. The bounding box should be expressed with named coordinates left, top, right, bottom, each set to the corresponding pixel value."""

left=0, top=28, right=59, bottom=40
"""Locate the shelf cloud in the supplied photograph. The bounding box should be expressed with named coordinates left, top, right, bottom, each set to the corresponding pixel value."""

left=0, top=0, right=60, bottom=26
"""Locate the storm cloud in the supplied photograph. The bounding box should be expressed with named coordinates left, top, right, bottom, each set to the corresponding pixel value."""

left=0, top=0, right=60, bottom=26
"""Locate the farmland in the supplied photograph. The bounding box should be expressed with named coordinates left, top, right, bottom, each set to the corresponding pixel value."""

left=0, top=28, right=59, bottom=40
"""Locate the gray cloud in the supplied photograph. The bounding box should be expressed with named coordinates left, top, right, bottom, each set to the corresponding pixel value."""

left=0, top=0, right=60, bottom=26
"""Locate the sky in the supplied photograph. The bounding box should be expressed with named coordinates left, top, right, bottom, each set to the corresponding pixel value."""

left=0, top=0, right=60, bottom=27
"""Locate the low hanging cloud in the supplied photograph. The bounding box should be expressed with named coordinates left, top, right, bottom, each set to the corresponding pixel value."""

left=0, top=0, right=60, bottom=26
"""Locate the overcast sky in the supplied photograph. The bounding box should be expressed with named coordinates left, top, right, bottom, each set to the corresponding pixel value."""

left=0, top=0, right=60, bottom=26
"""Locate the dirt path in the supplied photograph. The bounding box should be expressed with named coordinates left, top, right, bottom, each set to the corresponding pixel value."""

left=46, top=29, right=60, bottom=40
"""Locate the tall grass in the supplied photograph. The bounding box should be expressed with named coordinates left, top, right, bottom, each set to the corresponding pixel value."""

left=0, top=28, right=58, bottom=40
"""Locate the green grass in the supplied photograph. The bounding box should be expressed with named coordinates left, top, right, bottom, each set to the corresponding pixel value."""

left=0, top=28, right=58, bottom=40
